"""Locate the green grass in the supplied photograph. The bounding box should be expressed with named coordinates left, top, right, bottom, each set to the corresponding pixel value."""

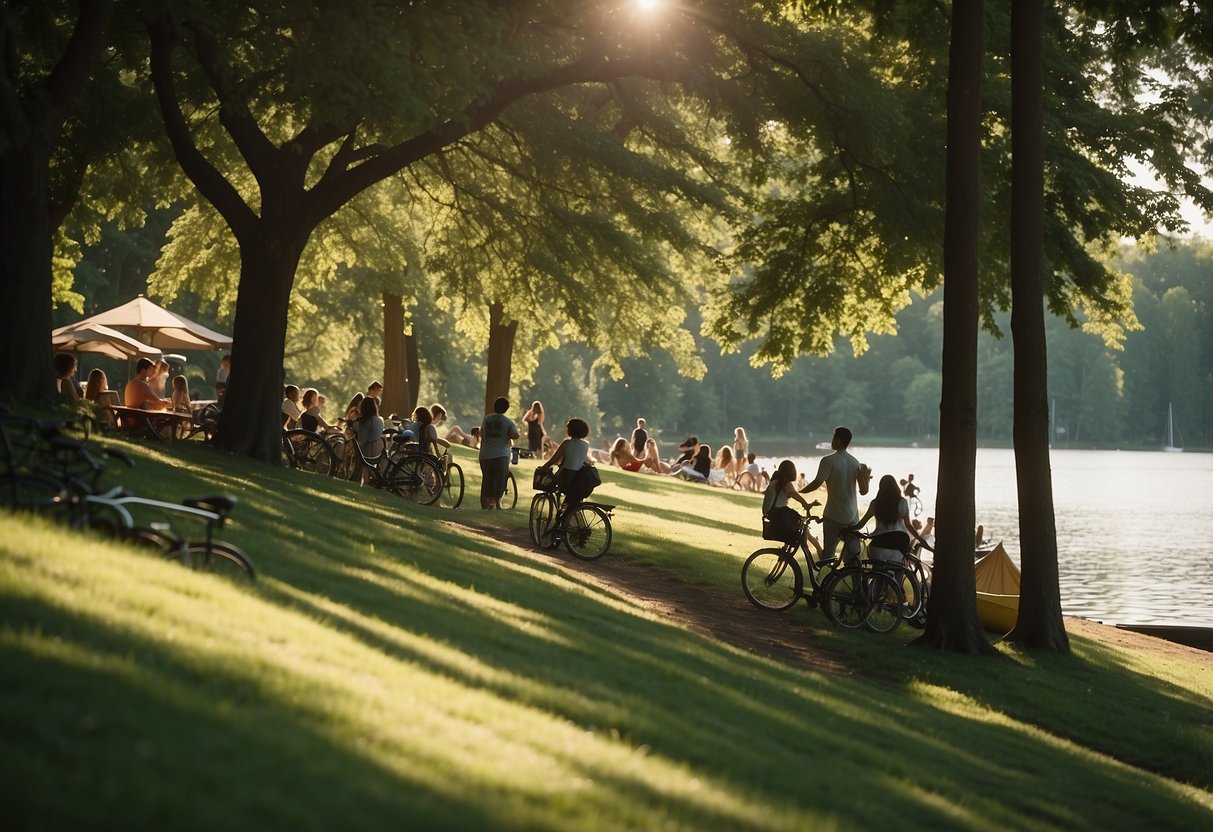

left=2, top=438, right=1211, bottom=830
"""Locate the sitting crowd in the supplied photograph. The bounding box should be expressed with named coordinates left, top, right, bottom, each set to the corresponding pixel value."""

left=598, top=421, right=770, bottom=490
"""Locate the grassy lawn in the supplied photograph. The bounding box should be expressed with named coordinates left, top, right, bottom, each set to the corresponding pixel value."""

left=2, top=437, right=1211, bottom=830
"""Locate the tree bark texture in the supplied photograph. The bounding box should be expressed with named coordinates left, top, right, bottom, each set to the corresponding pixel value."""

left=0, top=0, right=113, bottom=403
left=214, top=232, right=307, bottom=462
left=484, top=302, right=517, bottom=414
left=915, top=0, right=996, bottom=655
left=382, top=292, right=408, bottom=419
left=403, top=330, right=420, bottom=416
left=1008, top=0, right=1069, bottom=652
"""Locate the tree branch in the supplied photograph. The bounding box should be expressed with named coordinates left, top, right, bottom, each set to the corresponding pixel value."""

left=147, top=17, right=257, bottom=239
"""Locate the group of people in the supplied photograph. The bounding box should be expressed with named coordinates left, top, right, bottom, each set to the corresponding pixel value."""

left=52, top=353, right=206, bottom=435
left=763, top=426, right=935, bottom=566
left=601, top=421, right=768, bottom=490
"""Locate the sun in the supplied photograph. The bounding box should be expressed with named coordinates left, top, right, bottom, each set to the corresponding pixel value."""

left=636, top=0, right=660, bottom=11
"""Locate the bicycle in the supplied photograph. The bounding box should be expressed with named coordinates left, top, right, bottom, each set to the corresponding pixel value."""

left=349, top=433, right=443, bottom=505
left=437, top=451, right=464, bottom=508
left=528, top=469, right=613, bottom=560
left=281, top=428, right=339, bottom=476
left=819, top=527, right=907, bottom=634
left=741, top=509, right=839, bottom=612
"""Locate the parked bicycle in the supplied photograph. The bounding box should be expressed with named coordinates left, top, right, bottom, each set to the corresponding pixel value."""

left=528, top=468, right=613, bottom=559
left=741, top=507, right=907, bottom=633
left=348, top=431, right=443, bottom=505
left=282, top=428, right=339, bottom=476
left=437, top=451, right=464, bottom=508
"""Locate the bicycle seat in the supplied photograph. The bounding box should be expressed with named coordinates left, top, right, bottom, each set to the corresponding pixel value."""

left=183, top=495, right=237, bottom=516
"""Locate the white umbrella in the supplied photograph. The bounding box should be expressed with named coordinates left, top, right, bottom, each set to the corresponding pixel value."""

left=68, top=296, right=232, bottom=350
left=52, top=322, right=163, bottom=361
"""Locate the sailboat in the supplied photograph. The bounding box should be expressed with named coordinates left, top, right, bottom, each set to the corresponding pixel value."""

left=1163, top=402, right=1184, bottom=453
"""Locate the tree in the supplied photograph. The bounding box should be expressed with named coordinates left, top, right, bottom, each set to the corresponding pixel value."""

left=916, top=0, right=994, bottom=654
left=1006, top=0, right=1068, bottom=651
left=148, top=0, right=851, bottom=462
left=0, top=0, right=113, bottom=402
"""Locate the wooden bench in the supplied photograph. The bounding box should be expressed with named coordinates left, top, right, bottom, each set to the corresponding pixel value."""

left=106, top=405, right=194, bottom=442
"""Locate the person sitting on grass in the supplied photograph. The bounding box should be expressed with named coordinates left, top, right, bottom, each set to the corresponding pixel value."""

left=670, top=444, right=712, bottom=483
left=639, top=438, right=670, bottom=474
left=736, top=453, right=762, bottom=492
left=609, top=437, right=644, bottom=472
left=446, top=424, right=480, bottom=448
left=710, top=446, right=735, bottom=486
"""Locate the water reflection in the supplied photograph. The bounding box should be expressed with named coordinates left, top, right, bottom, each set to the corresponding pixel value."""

left=762, top=447, right=1213, bottom=627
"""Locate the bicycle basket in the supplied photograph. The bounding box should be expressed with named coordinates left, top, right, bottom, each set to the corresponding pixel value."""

left=532, top=467, right=558, bottom=492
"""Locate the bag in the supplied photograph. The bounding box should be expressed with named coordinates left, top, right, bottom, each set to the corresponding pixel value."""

left=533, top=467, right=558, bottom=492
left=762, top=506, right=802, bottom=543
left=572, top=463, right=601, bottom=498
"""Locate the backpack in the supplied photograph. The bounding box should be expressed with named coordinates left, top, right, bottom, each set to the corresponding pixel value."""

left=761, top=478, right=781, bottom=518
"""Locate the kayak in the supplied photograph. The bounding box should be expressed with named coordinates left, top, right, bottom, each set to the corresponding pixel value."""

left=974, top=542, right=1020, bottom=633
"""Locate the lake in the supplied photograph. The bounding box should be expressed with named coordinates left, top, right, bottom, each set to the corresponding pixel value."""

left=757, top=446, right=1213, bottom=628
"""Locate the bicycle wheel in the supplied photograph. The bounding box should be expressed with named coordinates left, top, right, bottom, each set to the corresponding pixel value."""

left=501, top=470, right=518, bottom=510
left=529, top=493, right=557, bottom=547
left=741, top=548, right=804, bottom=611
left=282, top=430, right=337, bottom=476
left=439, top=462, right=465, bottom=509
left=887, top=563, right=926, bottom=623
left=1, top=474, right=69, bottom=517
left=863, top=570, right=905, bottom=634
left=386, top=454, right=443, bottom=506
left=563, top=504, right=612, bottom=560
left=180, top=543, right=256, bottom=580
left=822, top=566, right=868, bottom=629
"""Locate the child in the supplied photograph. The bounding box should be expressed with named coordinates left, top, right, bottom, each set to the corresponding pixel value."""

left=171, top=375, right=191, bottom=412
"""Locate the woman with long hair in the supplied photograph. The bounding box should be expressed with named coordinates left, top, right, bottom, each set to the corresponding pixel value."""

left=711, top=446, right=735, bottom=486
left=733, top=427, right=749, bottom=459
left=523, top=400, right=546, bottom=456
left=853, top=475, right=932, bottom=562
left=763, top=460, right=821, bottom=560
left=609, top=437, right=644, bottom=472
left=639, top=438, right=670, bottom=473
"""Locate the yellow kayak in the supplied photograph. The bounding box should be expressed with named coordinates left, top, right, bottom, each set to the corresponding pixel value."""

left=974, top=542, right=1020, bottom=633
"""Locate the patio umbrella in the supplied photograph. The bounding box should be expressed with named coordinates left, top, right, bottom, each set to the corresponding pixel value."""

left=67, top=296, right=232, bottom=350
left=52, top=322, right=163, bottom=361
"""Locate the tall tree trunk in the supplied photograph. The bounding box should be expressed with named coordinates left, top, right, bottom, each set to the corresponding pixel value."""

left=0, top=0, right=113, bottom=403
left=382, top=291, right=408, bottom=419
left=916, top=0, right=995, bottom=655
left=215, top=232, right=307, bottom=462
left=403, top=329, right=420, bottom=415
left=484, top=301, right=517, bottom=414
left=1008, top=0, right=1069, bottom=651
left=0, top=150, right=55, bottom=402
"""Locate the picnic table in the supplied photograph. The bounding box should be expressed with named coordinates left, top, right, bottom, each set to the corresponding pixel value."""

left=106, top=405, right=196, bottom=441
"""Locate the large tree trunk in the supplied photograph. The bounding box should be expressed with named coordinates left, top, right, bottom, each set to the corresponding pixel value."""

left=0, top=0, right=113, bottom=403
left=403, top=329, right=420, bottom=415
left=915, top=0, right=995, bottom=655
left=484, top=301, right=517, bottom=414
left=382, top=291, right=408, bottom=419
left=1008, top=0, right=1069, bottom=651
left=215, top=231, right=307, bottom=462
left=0, top=149, right=55, bottom=403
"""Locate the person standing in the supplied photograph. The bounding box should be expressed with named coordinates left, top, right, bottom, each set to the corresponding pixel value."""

left=479, top=397, right=519, bottom=509
left=630, top=418, right=648, bottom=457
left=799, top=426, right=871, bottom=564
left=522, top=400, right=545, bottom=457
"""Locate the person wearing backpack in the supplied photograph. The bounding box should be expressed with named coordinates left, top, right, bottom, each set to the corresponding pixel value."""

left=763, top=460, right=822, bottom=561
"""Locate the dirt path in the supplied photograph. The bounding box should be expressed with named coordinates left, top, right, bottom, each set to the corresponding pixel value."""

left=455, top=519, right=1211, bottom=671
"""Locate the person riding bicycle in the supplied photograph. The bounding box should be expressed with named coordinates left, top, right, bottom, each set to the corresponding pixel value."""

left=850, top=475, right=934, bottom=563
left=762, top=460, right=822, bottom=562
left=540, top=417, right=597, bottom=507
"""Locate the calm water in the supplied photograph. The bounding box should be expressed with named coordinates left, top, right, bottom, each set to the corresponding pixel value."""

left=758, top=447, right=1213, bottom=628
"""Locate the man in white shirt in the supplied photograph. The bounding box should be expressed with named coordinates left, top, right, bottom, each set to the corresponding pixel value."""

left=800, top=426, right=870, bottom=564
